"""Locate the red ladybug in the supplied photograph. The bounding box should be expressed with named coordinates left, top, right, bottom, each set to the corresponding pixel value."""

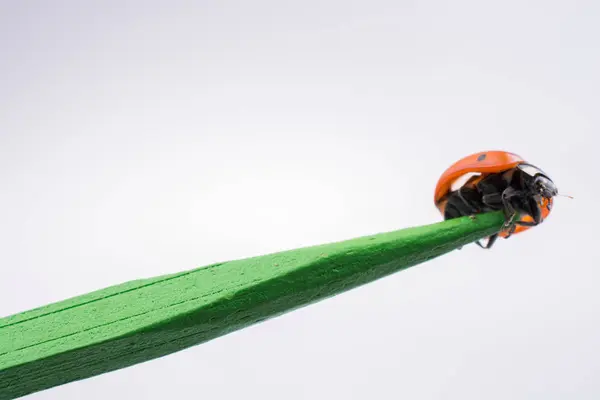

left=434, top=150, right=560, bottom=249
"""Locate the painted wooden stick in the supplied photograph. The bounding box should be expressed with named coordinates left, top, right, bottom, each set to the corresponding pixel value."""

left=0, top=211, right=504, bottom=399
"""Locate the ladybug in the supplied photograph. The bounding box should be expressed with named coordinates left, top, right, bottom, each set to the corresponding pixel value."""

left=434, top=150, right=560, bottom=249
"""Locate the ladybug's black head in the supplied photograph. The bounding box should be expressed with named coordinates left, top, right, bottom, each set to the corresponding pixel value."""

left=533, top=175, right=558, bottom=198
left=517, top=163, right=558, bottom=199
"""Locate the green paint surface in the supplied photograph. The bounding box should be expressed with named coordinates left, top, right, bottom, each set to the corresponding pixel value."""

left=0, top=212, right=504, bottom=399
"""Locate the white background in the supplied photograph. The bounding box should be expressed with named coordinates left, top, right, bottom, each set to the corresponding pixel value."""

left=1, top=1, right=597, bottom=399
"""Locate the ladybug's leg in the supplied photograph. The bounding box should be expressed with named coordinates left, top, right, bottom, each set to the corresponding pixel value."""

left=481, top=192, right=503, bottom=208
left=504, top=223, right=518, bottom=239
left=515, top=221, right=537, bottom=227
left=500, top=187, right=529, bottom=240
left=475, top=233, right=499, bottom=249
left=501, top=187, right=522, bottom=226
left=444, top=192, right=480, bottom=220
left=457, top=186, right=481, bottom=213
left=513, top=197, right=543, bottom=227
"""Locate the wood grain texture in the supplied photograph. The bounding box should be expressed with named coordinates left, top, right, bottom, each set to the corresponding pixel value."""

left=0, top=211, right=504, bottom=399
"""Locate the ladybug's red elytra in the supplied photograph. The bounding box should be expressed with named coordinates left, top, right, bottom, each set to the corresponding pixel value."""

left=434, top=150, right=560, bottom=249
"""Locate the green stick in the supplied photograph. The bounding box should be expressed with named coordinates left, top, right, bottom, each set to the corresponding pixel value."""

left=0, top=211, right=504, bottom=399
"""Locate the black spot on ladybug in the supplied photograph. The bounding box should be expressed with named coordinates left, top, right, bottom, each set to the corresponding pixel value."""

left=477, top=153, right=487, bottom=161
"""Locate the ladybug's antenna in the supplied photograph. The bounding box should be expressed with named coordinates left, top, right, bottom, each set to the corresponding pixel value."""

left=557, top=193, right=574, bottom=199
